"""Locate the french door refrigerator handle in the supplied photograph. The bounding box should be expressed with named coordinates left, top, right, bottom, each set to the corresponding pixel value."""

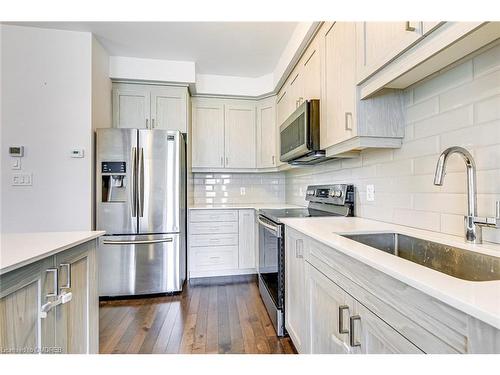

left=102, top=238, right=173, bottom=245
left=131, top=146, right=137, bottom=217
left=138, top=147, right=145, bottom=217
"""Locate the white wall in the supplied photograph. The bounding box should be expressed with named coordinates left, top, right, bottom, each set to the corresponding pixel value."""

left=285, top=42, right=500, bottom=244
left=1, top=25, right=94, bottom=232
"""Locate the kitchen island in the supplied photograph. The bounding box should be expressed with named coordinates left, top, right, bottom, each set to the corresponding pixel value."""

left=0, top=231, right=104, bottom=354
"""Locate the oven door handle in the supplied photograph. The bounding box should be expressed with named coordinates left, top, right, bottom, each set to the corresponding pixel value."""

left=258, top=216, right=282, bottom=238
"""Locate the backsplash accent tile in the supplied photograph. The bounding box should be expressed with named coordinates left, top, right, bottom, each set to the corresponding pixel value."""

left=192, top=172, right=286, bottom=204
left=285, top=42, right=500, bottom=244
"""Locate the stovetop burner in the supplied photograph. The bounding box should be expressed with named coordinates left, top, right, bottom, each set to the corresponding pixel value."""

left=258, top=207, right=341, bottom=223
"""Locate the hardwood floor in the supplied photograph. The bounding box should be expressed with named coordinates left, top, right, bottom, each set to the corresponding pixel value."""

left=99, top=275, right=296, bottom=354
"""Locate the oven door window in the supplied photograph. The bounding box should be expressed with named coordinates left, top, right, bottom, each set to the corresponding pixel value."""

left=258, top=220, right=284, bottom=309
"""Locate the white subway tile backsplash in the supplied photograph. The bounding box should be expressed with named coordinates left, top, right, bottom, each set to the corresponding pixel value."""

left=413, top=105, right=473, bottom=139
left=406, top=97, right=439, bottom=123
left=284, top=43, right=500, bottom=243
left=439, top=69, right=500, bottom=112
left=413, top=61, right=473, bottom=103
left=474, top=95, right=500, bottom=124
left=473, top=42, right=500, bottom=78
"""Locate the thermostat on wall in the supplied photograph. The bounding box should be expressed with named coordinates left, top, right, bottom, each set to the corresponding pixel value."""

left=9, top=146, right=24, bottom=157
left=71, top=149, right=85, bottom=158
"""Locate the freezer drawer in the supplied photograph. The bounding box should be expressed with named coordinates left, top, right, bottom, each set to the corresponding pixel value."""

left=98, top=234, right=185, bottom=296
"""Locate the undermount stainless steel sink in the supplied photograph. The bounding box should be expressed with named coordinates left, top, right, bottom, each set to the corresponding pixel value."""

left=341, top=232, right=500, bottom=282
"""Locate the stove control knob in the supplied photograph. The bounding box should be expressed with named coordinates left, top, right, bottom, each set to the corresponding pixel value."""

left=306, top=189, right=315, bottom=196
left=334, top=190, right=343, bottom=198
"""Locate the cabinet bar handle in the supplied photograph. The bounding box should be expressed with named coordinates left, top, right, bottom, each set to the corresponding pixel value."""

left=151, top=119, right=155, bottom=129
left=345, top=112, right=353, bottom=131
left=272, top=155, right=275, bottom=165
left=405, top=21, right=416, bottom=32
left=145, top=119, right=149, bottom=129
left=295, top=239, right=304, bottom=259
left=349, top=315, right=362, bottom=347
left=60, top=263, right=71, bottom=290
left=226, top=156, right=229, bottom=166
left=45, top=268, right=59, bottom=298
left=338, top=305, right=350, bottom=334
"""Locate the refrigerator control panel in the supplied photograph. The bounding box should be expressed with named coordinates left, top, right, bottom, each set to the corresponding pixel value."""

left=102, top=161, right=126, bottom=174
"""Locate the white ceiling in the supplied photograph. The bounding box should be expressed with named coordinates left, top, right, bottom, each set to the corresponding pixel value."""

left=12, top=22, right=298, bottom=77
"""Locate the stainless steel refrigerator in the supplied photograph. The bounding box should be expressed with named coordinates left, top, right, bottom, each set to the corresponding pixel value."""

left=95, top=128, right=186, bottom=297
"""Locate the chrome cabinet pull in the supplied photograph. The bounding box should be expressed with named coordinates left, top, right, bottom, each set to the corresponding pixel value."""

left=349, top=315, right=362, bottom=347
left=45, top=268, right=59, bottom=298
left=272, top=155, right=275, bottom=165
left=145, top=119, right=149, bottom=129
left=220, top=156, right=224, bottom=166
left=60, top=263, right=71, bottom=290
left=405, top=21, right=416, bottom=32
left=295, top=239, right=304, bottom=259
left=338, top=305, right=350, bottom=334
left=225, top=156, right=229, bottom=166
left=151, top=119, right=155, bottom=129
left=345, top=112, right=353, bottom=131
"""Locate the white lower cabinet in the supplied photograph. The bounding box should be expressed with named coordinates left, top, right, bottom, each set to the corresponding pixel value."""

left=0, top=240, right=98, bottom=354
left=285, top=229, right=307, bottom=353
left=285, top=227, right=500, bottom=354
left=188, top=209, right=256, bottom=278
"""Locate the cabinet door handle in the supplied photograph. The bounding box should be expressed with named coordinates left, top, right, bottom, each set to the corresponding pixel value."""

left=338, top=305, right=350, bottom=334
left=220, top=156, right=224, bottom=166
left=345, top=112, right=353, bottom=131
left=145, top=119, right=149, bottom=129
left=295, top=239, right=304, bottom=259
left=226, top=156, right=229, bottom=166
left=151, top=119, right=155, bottom=129
left=405, top=21, right=416, bottom=32
left=59, top=263, right=71, bottom=290
left=45, top=268, right=59, bottom=298
left=349, top=315, right=362, bottom=347
left=272, top=155, right=275, bottom=165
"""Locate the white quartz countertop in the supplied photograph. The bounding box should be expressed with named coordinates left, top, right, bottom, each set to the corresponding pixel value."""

left=188, top=203, right=303, bottom=210
left=280, top=216, right=500, bottom=329
left=0, top=231, right=105, bottom=275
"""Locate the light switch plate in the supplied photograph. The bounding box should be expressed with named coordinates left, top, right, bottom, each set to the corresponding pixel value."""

left=12, top=173, right=32, bottom=186
left=366, top=184, right=375, bottom=201
left=71, top=149, right=84, bottom=158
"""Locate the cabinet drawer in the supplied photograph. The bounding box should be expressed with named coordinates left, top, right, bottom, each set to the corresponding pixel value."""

left=191, top=246, right=238, bottom=271
left=189, top=210, right=238, bottom=222
left=190, top=221, right=238, bottom=235
left=189, top=233, right=238, bottom=247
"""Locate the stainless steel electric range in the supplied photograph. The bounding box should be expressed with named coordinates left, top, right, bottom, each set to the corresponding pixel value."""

left=257, top=184, right=355, bottom=336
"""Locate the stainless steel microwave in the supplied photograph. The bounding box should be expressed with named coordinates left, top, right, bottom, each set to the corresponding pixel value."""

left=279, top=99, right=325, bottom=165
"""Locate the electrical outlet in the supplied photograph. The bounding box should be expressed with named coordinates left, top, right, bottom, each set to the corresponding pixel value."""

left=11, top=158, right=21, bottom=170
left=366, top=184, right=375, bottom=202
left=240, top=187, right=246, bottom=196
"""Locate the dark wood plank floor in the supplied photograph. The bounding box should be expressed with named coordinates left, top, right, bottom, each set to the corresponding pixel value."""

left=99, top=275, right=296, bottom=354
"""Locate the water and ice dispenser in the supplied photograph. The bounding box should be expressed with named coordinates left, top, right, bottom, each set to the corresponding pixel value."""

left=101, top=161, right=127, bottom=202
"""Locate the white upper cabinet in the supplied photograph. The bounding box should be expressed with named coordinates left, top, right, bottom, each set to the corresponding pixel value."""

left=112, top=83, right=188, bottom=131
left=112, top=86, right=150, bottom=129
left=301, top=38, right=321, bottom=100
left=150, top=86, right=188, bottom=131
left=192, top=98, right=225, bottom=168
left=356, top=22, right=423, bottom=83
left=256, top=96, right=277, bottom=168
left=320, top=22, right=357, bottom=149
left=191, top=98, right=258, bottom=170
left=224, top=102, right=256, bottom=169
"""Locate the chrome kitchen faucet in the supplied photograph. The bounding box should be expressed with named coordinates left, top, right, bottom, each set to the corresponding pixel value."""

left=433, top=146, right=500, bottom=244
